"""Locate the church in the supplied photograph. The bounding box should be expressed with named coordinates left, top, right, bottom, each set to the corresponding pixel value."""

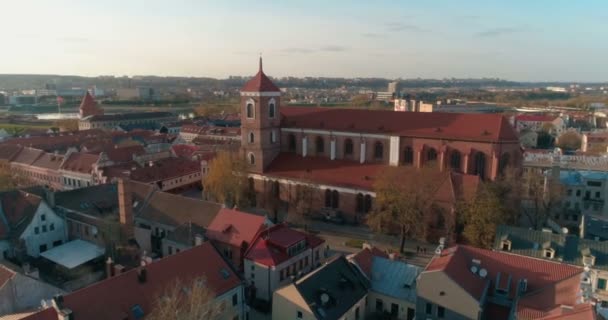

left=241, top=59, right=522, bottom=226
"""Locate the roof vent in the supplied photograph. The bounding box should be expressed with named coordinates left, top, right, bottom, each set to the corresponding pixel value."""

left=479, top=268, right=488, bottom=278
left=320, top=293, right=330, bottom=306
left=470, top=265, right=479, bottom=274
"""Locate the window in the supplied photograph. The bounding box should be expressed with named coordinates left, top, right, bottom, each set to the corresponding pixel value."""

left=344, top=139, right=354, bottom=156
left=288, top=134, right=296, bottom=152
left=391, top=303, right=398, bottom=316
left=232, top=293, right=238, bottom=306
left=52, top=240, right=62, bottom=247
left=297, top=311, right=303, bottom=319
left=427, top=148, right=437, bottom=162
left=34, top=227, right=39, bottom=235
left=473, top=152, right=486, bottom=179
left=586, top=191, right=591, bottom=199
left=426, top=303, right=432, bottom=315
left=42, top=225, right=47, bottom=232
left=576, top=190, right=581, bottom=197
left=450, top=151, right=461, bottom=171
left=41, top=214, right=46, bottom=221
left=438, top=306, right=445, bottom=318
left=248, top=132, right=255, bottom=144
left=403, top=147, right=414, bottom=165
left=598, top=278, right=607, bottom=290
left=249, top=153, right=255, bottom=165
left=499, top=153, right=510, bottom=175
left=376, top=299, right=383, bottom=312
left=567, top=189, right=573, bottom=196
left=168, top=246, right=173, bottom=255
left=374, top=141, right=383, bottom=159
left=315, top=136, right=324, bottom=154
left=588, top=181, right=602, bottom=187
left=85, top=226, right=90, bottom=236
left=501, top=240, right=511, bottom=251
left=355, top=307, right=360, bottom=320
left=269, top=101, right=276, bottom=118
left=271, top=130, right=277, bottom=143
left=596, top=191, right=601, bottom=198
left=246, top=100, right=254, bottom=118
left=544, top=248, right=555, bottom=258
left=39, top=244, right=47, bottom=253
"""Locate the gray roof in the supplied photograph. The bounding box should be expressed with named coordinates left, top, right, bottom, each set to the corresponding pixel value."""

left=494, top=224, right=608, bottom=270
left=54, top=184, right=119, bottom=218
left=370, top=256, right=419, bottom=303
left=295, top=256, right=369, bottom=320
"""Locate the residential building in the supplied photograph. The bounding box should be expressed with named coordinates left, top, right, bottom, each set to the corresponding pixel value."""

left=582, top=131, right=608, bottom=153
left=24, top=242, right=246, bottom=320
left=494, top=225, right=608, bottom=304
left=243, top=223, right=326, bottom=302
left=240, top=59, right=521, bottom=225
left=116, top=86, right=158, bottom=101
left=206, top=208, right=271, bottom=269
left=105, top=157, right=202, bottom=192
left=416, top=245, right=593, bottom=320
left=78, top=112, right=176, bottom=131
left=0, top=190, right=67, bottom=262
left=554, top=170, right=608, bottom=228
left=394, top=98, right=433, bottom=112
left=0, top=263, right=64, bottom=315
left=59, top=151, right=100, bottom=189
left=272, top=255, right=369, bottom=320
left=514, top=114, right=566, bottom=135
left=349, top=246, right=419, bottom=320
left=524, top=149, right=608, bottom=172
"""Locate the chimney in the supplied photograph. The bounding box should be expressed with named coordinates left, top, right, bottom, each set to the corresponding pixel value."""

left=43, top=186, right=56, bottom=208
left=118, top=178, right=134, bottom=240
left=105, top=257, right=114, bottom=279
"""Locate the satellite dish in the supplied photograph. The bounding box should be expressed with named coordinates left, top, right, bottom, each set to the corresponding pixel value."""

left=479, top=268, right=488, bottom=278
left=320, top=293, right=330, bottom=305
left=562, top=228, right=569, bottom=234
left=470, top=266, right=478, bottom=274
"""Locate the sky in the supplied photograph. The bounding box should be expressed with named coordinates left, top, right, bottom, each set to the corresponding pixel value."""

left=1, top=0, right=607, bottom=82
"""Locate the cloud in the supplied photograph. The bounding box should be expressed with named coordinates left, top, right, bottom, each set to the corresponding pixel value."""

left=385, top=22, right=424, bottom=32
left=58, top=37, right=90, bottom=43
left=319, top=45, right=348, bottom=52
left=281, top=47, right=315, bottom=54
left=362, top=33, right=386, bottom=38
left=475, top=27, right=521, bottom=38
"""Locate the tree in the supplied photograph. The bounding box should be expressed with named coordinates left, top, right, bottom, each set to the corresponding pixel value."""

left=556, top=131, right=582, bottom=151
left=367, top=166, right=445, bottom=253
left=537, top=131, right=555, bottom=149
left=147, top=277, right=222, bottom=320
left=285, top=182, right=318, bottom=227
left=520, top=169, right=563, bottom=229
left=202, top=151, right=248, bottom=207
left=0, top=166, right=25, bottom=191
left=457, top=184, right=508, bottom=248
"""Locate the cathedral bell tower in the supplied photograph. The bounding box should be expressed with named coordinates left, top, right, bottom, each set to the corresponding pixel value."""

left=240, top=58, right=281, bottom=173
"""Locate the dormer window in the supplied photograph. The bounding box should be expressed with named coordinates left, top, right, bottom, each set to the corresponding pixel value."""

left=501, top=239, right=512, bottom=251
left=544, top=248, right=555, bottom=259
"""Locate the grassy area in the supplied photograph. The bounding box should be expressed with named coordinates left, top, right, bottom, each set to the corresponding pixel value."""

left=344, top=238, right=366, bottom=249
left=0, top=123, right=50, bottom=130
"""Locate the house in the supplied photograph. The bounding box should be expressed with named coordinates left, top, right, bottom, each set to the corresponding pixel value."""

left=106, top=157, right=203, bottom=192
left=0, top=263, right=64, bottom=315
left=24, top=242, right=246, bottom=320
left=59, top=151, right=100, bottom=190
left=514, top=114, right=566, bottom=135
left=243, top=223, right=326, bottom=302
left=0, top=190, right=67, bottom=262
left=554, top=169, right=608, bottom=228
left=272, top=255, right=369, bottom=320
left=416, top=245, right=594, bottom=320
left=239, top=59, right=520, bottom=225
left=206, top=208, right=271, bottom=269
left=349, top=246, right=419, bottom=320
left=494, top=224, right=608, bottom=305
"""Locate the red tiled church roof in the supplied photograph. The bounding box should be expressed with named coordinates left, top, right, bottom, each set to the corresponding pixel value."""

left=25, top=242, right=241, bottom=320
left=281, top=107, right=519, bottom=142
left=241, top=58, right=280, bottom=92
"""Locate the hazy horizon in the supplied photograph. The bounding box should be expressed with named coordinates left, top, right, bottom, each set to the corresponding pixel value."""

left=2, top=0, right=607, bottom=82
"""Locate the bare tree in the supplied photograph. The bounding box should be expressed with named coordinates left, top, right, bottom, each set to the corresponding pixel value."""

left=521, top=169, right=563, bottom=229
left=203, top=151, right=248, bottom=207
left=147, top=277, right=223, bottom=320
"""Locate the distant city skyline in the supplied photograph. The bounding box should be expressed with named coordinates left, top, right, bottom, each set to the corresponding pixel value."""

left=1, top=0, right=607, bottom=82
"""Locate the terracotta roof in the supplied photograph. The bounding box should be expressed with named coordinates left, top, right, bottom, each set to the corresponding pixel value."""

left=515, top=114, right=557, bottom=122
left=19, top=308, right=58, bottom=320
left=206, top=208, right=267, bottom=248
left=244, top=224, right=325, bottom=267
left=31, top=152, right=64, bottom=170
left=0, top=264, right=16, bottom=289
left=104, top=145, right=145, bottom=163
left=0, top=190, right=43, bottom=240
left=0, top=144, right=22, bottom=161
left=11, top=147, right=44, bottom=165
left=425, top=245, right=585, bottom=319
left=60, top=152, right=99, bottom=173
left=265, top=153, right=383, bottom=190
left=281, top=107, right=519, bottom=142
left=241, top=58, right=280, bottom=92
left=349, top=246, right=389, bottom=278
left=25, top=242, right=241, bottom=320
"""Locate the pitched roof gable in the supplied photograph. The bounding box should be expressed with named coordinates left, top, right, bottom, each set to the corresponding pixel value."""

left=206, top=209, right=267, bottom=248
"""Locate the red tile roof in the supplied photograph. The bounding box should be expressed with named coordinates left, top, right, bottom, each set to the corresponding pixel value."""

left=244, top=224, right=325, bottom=267
left=19, top=308, right=58, bottom=320
left=206, top=208, right=267, bottom=248
left=281, top=107, right=519, bottom=142
left=425, top=245, right=585, bottom=319
left=241, top=58, right=280, bottom=92
left=104, top=145, right=146, bottom=163
left=25, top=242, right=241, bottom=320
left=0, top=144, right=22, bottom=161
left=31, top=152, right=64, bottom=170
left=265, top=153, right=383, bottom=190
left=515, top=114, right=557, bottom=122
left=128, top=158, right=200, bottom=183
left=349, top=246, right=389, bottom=278
left=60, top=152, right=99, bottom=173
